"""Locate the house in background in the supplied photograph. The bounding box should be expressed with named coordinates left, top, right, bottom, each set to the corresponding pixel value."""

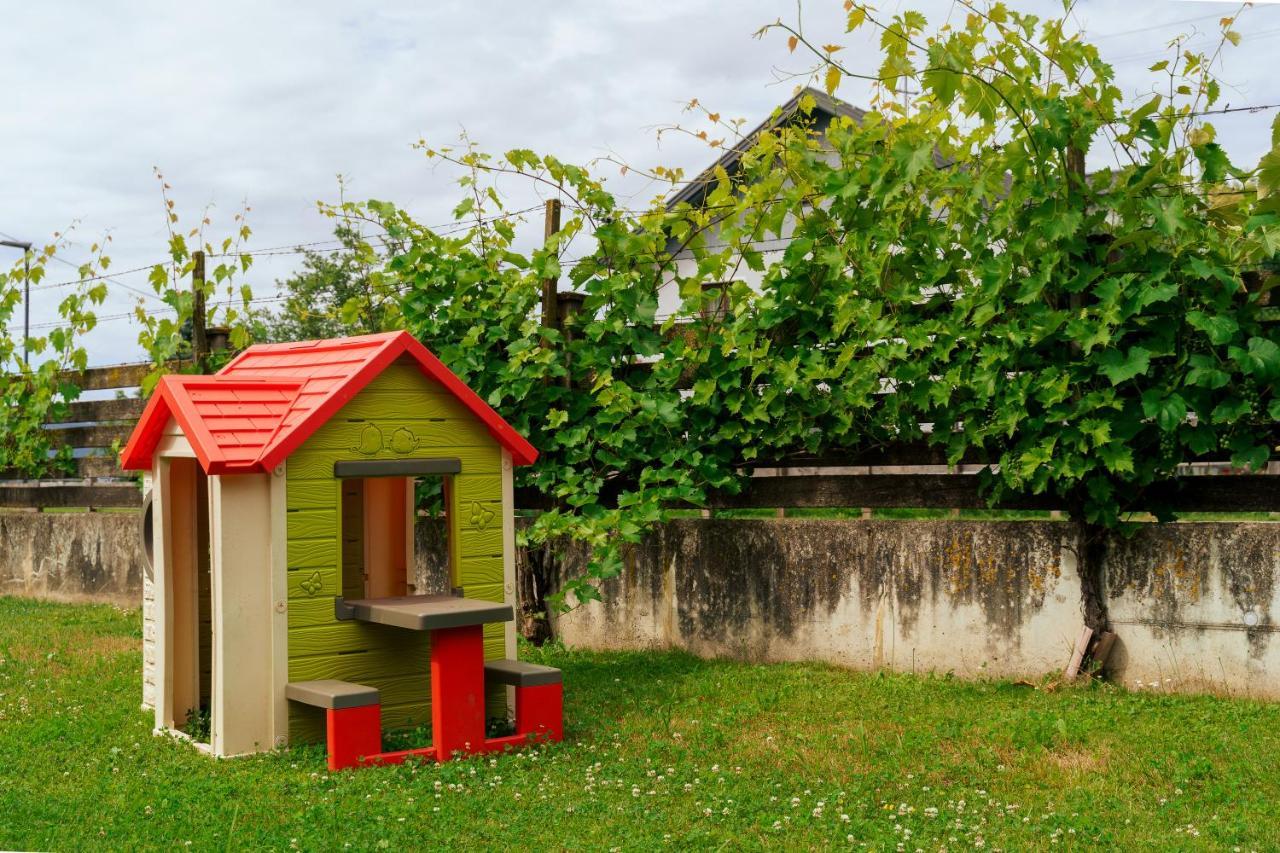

left=657, top=87, right=866, bottom=321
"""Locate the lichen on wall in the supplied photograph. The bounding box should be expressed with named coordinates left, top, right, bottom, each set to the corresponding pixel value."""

left=0, top=511, right=143, bottom=605
left=1104, top=523, right=1280, bottom=671
left=556, top=518, right=1079, bottom=678
left=554, top=518, right=1280, bottom=697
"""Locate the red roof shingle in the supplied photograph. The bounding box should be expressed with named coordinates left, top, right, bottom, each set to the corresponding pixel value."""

left=120, top=331, right=537, bottom=474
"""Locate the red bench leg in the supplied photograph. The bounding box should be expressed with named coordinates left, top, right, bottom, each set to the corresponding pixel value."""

left=326, top=704, right=381, bottom=771
left=515, top=683, right=563, bottom=742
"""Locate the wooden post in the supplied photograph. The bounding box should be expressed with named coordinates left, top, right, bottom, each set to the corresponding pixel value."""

left=1065, top=144, right=1086, bottom=350
left=192, top=250, right=208, bottom=373
left=557, top=291, right=586, bottom=390
left=1064, top=625, right=1094, bottom=680
left=1088, top=631, right=1118, bottom=677
left=22, top=252, right=30, bottom=366
left=520, top=200, right=564, bottom=645
left=556, top=291, right=586, bottom=338
left=540, top=200, right=561, bottom=329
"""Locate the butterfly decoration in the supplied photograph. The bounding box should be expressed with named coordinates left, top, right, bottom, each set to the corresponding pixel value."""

left=469, top=501, right=496, bottom=530
left=300, top=571, right=324, bottom=597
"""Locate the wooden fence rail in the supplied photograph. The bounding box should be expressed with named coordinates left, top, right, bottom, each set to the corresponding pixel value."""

left=64, top=362, right=154, bottom=392
left=7, top=471, right=1274, bottom=513
left=513, top=469, right=1279, bottom=514
left=0, top=361, right=156, bottom=508
left=0, top=483, right=142, bottom=509
left=1, top=359, right=1275, bottom=514
left=703, top=472, right=1280, bottom=513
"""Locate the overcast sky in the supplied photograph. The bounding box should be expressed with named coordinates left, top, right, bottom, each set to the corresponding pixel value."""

left=3, top=0, right=1279, bottom=366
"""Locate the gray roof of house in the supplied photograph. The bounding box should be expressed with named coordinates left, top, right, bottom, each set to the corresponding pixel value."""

left=665, top=87, right=866, bottom=210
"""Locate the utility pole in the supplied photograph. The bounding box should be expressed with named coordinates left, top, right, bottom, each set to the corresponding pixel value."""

left=1, top=239, right=33, bottom=365
left=191, top=249, right=208, bottom=372
left=540, top=199, right=561, bottom=329
left=894, top=75, right=917, bottom=116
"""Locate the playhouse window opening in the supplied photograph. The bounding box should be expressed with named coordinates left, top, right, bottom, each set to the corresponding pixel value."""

left=336, top=458, right=462, bottom=600
left=341, top=474, right=450, bottom=600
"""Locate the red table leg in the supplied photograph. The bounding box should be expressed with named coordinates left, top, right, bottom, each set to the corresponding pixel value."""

left=431, top=623, right=486, bottom=760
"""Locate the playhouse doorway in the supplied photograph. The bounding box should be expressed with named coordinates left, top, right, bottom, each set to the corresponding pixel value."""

left=163, top=457, right=213, bottom=742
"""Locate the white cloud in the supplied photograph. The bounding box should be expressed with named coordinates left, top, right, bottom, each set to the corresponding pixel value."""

left=1, top=0, right=1277, bottom=364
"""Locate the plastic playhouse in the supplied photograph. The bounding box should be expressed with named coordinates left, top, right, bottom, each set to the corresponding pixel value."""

left=121, top=331, right=562, bottom=769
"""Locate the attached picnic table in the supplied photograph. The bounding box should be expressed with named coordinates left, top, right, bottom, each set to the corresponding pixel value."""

left=337, top=594, right=512, bottom=632
left=329, top=593, right=560, bottom=764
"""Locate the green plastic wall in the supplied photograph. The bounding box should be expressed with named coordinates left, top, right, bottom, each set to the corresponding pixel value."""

left=285, top=359, right=506, bottom=743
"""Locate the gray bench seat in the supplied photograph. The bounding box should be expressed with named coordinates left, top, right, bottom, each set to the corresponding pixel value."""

left=484, top=659, right=562, bottom=688
left=286, top=679, right=380, bottom=709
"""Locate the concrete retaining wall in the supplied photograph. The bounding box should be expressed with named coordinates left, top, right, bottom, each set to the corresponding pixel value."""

left=0, top=511, right=144, bottom=605
left=1104, top=523, right=1280, bottom=694
left=552, top=519, right=1079, bottom=677
left=553, top=519, right=1280, bottom=698
left=4, top=509, right=1278, bottom=698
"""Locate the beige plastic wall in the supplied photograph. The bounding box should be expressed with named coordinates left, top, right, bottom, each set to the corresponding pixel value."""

left=208, top=471, right=285, bottom=756
left=143, top=416, right=287, bottom=757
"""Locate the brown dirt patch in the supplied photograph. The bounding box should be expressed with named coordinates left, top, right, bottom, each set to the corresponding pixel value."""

left=1043, top=744, right=1110, bottom=775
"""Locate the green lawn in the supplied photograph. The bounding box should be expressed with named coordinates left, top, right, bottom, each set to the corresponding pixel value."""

left=2, top=598, right=1279, bottom=849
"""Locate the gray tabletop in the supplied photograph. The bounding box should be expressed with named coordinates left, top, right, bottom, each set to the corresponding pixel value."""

left=339, top=594, right=514, bottom=631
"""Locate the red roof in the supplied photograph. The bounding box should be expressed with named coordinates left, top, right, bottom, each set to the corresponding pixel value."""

left=120, top=331, right=537, bottom=474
